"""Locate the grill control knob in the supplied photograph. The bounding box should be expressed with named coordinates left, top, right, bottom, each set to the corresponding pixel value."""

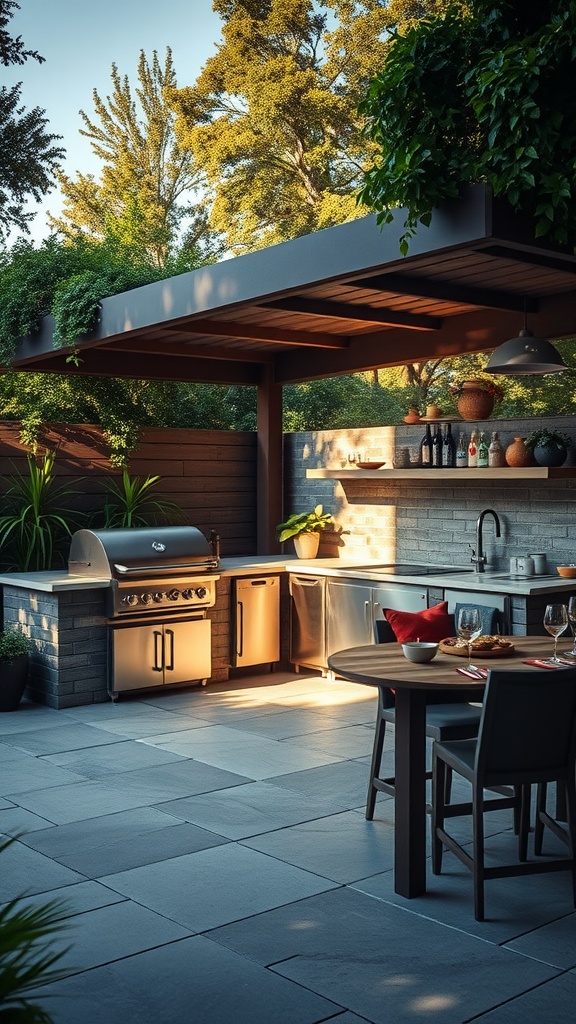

left=181, top=588, right=194, bottom=600
left=140, top=593, right=153, bottom=605
left=122, top=594, right=139, bottom=607
left=167, top=589, right=180, bottom=601
left=152, top=592, right=164, bottom=603
left=195, top=586, right=207, bottom=600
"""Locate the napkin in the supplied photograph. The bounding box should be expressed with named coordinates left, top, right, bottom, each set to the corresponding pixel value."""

left=456, top=666, right=488, bottom=679
left=522, top=659, right=560, bottom=670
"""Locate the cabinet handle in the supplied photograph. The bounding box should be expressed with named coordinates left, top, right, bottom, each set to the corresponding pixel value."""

left=165, top=629, right=174, bottom=671
left=364, top=600, right=371, bottom=639
left=237, top=601, right=244, bottom=657
left=153, top=630, right=163, bottom=671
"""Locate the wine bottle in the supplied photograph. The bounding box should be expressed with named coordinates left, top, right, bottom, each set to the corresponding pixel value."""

left=467, top=430, right=478, bottom=468
left=420, top=423, right=433, bottom=467
left=442, top=423, right=456, bottom=468
left=432, top=424, right=443, bottom=467
left=477, top=431, right=489, bottom=468
left=456, top=433, right=468, bottom=468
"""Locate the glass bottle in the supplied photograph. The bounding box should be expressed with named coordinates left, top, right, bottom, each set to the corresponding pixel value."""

left=477, top=431, right=489, bottom=468
left=420, top=423, right=433, bottom=467
left=442, top=423, right=456, bottom=468
left=467, top=430, right=478, bottom=468
left=432, top=424, right=443, bottom=467
left=456, top=432, right=468, bottom=468
left=488, top=431, right=505, bottom=468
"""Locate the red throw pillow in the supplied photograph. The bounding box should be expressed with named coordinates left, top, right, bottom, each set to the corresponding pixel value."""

left=385, top=602, right=454, bottom=643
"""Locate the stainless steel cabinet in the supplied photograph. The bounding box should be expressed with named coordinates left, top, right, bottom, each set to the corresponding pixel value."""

left=326, top=580, right=428, bottom=660
left=289, top=574, right=326, bottom=671
left=233, top=576, right=280, bottom=667
left=111, top=615, right=211, bottom=693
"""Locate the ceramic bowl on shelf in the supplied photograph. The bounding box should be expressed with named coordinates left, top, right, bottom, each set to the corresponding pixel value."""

left=401, top=641, right=439, bottom=663
left=556, top=565, right=576, bottom=578
left=403, top=414, right=421, bottom=424
left=356, top=461, right=385, bottom=470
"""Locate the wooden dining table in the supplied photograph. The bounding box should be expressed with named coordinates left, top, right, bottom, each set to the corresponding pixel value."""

left=328, top=635, right=563, bottom=899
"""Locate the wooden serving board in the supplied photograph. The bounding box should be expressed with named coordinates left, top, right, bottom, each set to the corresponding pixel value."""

left=439, top=638, right=516, bottom=658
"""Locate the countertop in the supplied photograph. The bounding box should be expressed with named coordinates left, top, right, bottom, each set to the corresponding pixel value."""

left=0, top=557, right=575, bottom=597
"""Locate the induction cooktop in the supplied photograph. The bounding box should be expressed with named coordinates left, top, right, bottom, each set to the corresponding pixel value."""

left=377, top=563, right=470, bottom=576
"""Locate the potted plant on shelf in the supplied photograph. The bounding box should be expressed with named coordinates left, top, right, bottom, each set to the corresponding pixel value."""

left=276, top=505, right=334, bottom=559
left=449, top=374, right=505, bottom=421
left=525, top=428, right=571, bottom=467
left=0, top=627, right=33, bottom=712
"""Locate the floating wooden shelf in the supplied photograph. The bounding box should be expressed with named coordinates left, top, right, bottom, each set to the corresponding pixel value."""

left=307, top=467, right=576, bottom=480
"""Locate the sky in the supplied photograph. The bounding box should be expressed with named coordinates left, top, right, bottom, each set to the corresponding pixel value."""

left=8, top=0, right=224, bottom=241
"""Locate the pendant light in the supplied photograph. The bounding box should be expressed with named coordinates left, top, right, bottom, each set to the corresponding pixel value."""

left=485, top=306, right=568, bottom=375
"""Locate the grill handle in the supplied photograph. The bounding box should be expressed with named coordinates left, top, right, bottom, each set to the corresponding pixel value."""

left=113, top=559, right=219, bottom=574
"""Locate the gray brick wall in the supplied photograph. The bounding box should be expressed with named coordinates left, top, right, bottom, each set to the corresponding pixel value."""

left=284, top=416, right=576, bottom=573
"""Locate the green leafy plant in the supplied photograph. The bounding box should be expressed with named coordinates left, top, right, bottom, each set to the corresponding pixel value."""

left=0, top=835, right=71, bottom=1022
left=0, top=627, right=33, bottom=661
left=525, top=428, right=571, bottom=451
left=100, top=469, right=187, bottom=529
left=0, top=453, right=84, bottom=572
left=276, top=505, right=333, bottom=543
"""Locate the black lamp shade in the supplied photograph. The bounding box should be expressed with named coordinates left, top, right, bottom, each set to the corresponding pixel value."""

left=485, top=329, right=568, bottom=375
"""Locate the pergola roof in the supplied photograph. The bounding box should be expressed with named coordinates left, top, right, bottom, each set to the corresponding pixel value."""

left=12, top=185, right=576, bottom=384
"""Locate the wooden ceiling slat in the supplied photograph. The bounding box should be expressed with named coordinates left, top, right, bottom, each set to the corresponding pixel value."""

left=162, top=317, right=349, bottom=349
left=260, top=296, right=441, bottom=331
left=350, top=271, right=538, bottom=312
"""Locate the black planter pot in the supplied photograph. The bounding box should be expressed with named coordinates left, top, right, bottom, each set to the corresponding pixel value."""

left=533, top=443, right=567, bottom=468
left=0, top=656, right=30, bottom=712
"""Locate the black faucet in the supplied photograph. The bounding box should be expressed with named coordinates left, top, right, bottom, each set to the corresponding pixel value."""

left=470, top=509, right=501, bottom=573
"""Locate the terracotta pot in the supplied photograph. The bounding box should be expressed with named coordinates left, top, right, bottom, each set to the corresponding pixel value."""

left=456, top=383, right=495, bottom=421
left=293, top=532, right=320, bottom=559
left=505, top=437, right=533, bottom=468
left=0, top=655, right=29, bottom=712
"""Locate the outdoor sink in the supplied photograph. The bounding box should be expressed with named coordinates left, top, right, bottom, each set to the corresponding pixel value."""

left=485, top=573, right=560, bottom=582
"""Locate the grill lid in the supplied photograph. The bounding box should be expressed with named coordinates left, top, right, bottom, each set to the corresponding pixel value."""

left=69, top=526, right=219, bottom=579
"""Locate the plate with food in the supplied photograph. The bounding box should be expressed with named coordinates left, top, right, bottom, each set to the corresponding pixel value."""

left=439, top=635, right=516, bottom=658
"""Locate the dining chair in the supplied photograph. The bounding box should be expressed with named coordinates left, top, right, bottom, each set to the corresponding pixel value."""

left=366, top=619, right=483, bottom=819
left=432, top=667, right=576, bottom=921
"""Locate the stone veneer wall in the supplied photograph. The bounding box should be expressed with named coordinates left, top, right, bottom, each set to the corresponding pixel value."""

left=283, top=416, right=576, bottom=574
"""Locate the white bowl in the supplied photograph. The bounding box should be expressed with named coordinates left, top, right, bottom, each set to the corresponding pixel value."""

left=401, top=641, right=439, bottom=664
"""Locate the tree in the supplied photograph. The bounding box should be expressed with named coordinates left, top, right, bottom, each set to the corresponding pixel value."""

left=51, top=49, right=223, bottom=267
left=358, top=1, right=576, bottom=253
left=0, top=0, right=64, bottom=241
left=170, top=0, right=396, bottom=253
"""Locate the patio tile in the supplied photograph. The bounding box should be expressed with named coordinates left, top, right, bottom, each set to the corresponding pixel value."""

left=99, top=843, right=339, bottom=932
left=42, top=737, right=190, bottom=778
left=1, top=722, right=129, bottom=756
left=158, top=780, right=353, bottom=840
left=269, top=758, right=371, bottom=808
left=0, top=756, right=86, bottom=794
left=140, top=723, right=345, bottom=778
left=12, top=760, right=251, bottom=824
left=21, top=806, right=230, bottom=877
left=224, top=706, right=371, bottom=740
left=243, top=809, right=394, bottom=883
left=34, top=935, right=342, bottom=1024
left=469, top=972, right=576, bottom=1022
left=0, top=803, right=58, bottom=834
left=281, top=723, right=375, bottom=758
left=0, top=836, right=85, bottom=902
left=209, top=887, right=558, bottom=1024
left=17, top=879, right=127, bottom=916
left=504, top=911, right=576, bottom=969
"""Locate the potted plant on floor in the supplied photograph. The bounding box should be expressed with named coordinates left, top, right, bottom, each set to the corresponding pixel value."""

left=276, top=504, right=334, bottom=559
left=525, top=428, right=571, bottom=467
left=0, top=627, right=33, bottom=712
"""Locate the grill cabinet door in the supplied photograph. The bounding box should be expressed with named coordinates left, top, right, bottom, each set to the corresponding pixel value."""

left=111, top=616, right=211, bottom=693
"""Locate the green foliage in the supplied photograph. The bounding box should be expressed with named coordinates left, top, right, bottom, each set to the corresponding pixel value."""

left=525, top=428, right=571, bottom=451
left=276, top=504, right=333, bottom=543
left=358, top=1, right=576, bottom=252
left=51, top=48, right=224, bottom=267
left=0, top=834, right=70, bottom=1023
left=0, top=452, right=84, bottom=571
left=99, top=470, right=186, bottom=529
left=0, top=3, right=65, bottom=241
left=0, top=625, right=32, bottom=660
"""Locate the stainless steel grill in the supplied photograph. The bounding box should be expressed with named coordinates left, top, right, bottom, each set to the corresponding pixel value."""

left=69, top=526, right=220, bottom=617
left=68, top=527, right=221, bottom=696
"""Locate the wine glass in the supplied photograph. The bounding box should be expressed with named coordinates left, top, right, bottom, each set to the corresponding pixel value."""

left=543, top=603, right=569, bottom=664
left=457, top=606, right=482, bottom=669
left=347, top=451, right=357, bottom=467
left=567, top=597, right=576, bottom=657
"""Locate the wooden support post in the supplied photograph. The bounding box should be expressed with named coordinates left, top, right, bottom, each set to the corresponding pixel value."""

left=257, top=366, right=283, bottom=554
